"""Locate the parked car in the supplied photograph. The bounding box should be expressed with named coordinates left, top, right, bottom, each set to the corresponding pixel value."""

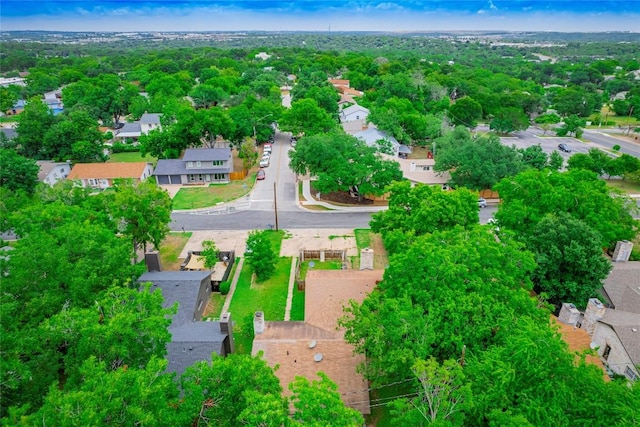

left=257, top=170, right=266, bottom=180
left=558, top=143, right=572, bottom=153
left=478, top=198, right=487, bottom=208
left=263, top=144, right=272, bottom=153
left=259, top=158, right=269, bottom=168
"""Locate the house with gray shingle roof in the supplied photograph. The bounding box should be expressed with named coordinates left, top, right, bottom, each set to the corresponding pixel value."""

left=36, top=161, right=71, bottom=186
left=115, top=112, right=162, bottom=142
left=354, top=126, right=411, bottom=158
left=138, top=270, right=233, bottom=375
left=153, top=148, right=233, bottom=185
left=583, top=261, right=640, bottom=382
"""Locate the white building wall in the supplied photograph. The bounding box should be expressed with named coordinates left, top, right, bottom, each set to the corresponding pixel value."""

left=592, top=323, right=638, bottom=379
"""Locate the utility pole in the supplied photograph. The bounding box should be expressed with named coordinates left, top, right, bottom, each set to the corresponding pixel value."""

left=273, top=182, right=279, bottom=231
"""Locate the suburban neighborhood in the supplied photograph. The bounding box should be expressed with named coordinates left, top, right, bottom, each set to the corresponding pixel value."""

left=1, top=24, right=640, bottom=426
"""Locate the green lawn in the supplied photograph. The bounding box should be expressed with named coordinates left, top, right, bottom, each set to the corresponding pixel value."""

left=354, top=228, right=373, bottom=249
left=605, top=178, right=640, bottom=194
left=229, top=256, right=292, bottom=354
left=108, top=151, right=158, bottom=164
left=290, top=287, right=305, bottom=321
left=172, top=175, right=256, bottom=210
left=227, top=230, right=287, bottom=354
left=158, top=232, right=192, bottom=270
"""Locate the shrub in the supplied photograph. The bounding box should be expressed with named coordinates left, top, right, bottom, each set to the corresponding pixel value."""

left=219, top=280, right=231, bottom=295
left=111, top=143, right=140, bottom=153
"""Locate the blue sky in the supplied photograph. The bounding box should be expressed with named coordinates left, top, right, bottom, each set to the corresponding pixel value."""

left=1, top=1, right=639, bottom=32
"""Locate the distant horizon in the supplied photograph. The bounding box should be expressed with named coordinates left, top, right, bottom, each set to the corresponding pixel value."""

left=2, top=1, right=639, bottom=33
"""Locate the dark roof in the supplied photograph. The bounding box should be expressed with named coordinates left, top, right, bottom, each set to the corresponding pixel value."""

left=138, top=271, right=228, bottom=374
left=0, top=128, right=17, bottom=140
left=183, top=148, right=231, bottom=162
left=602, top=262, right=640, bottom=314
left=153, top=159, right=231, bottom=176
left=140, top=113, right=162, bottom=124
left=398, top=144, right=412, bottom=154
left=118, top=122, right=142, bottom=135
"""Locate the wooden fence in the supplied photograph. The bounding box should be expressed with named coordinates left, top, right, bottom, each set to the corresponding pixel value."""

left=299, top=249, right=346, bottom=262
left=229, top=170, right=248, bottom=181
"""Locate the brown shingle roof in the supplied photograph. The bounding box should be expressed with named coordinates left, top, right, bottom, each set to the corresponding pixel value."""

left=67, top=162, right=150, bottom=180
left=253, top=269, right=384, bottom=415
left=551, top=316, right=609, bottom=381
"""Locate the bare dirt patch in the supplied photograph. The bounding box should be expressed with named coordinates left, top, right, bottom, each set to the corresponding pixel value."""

left=310, top=182, right=374, bottom=205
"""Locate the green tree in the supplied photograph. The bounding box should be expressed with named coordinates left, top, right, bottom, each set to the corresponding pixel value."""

left=524, top=213, right=612, bottom=308
left=280, top=98, right=337, bottom=137
left=490, top=107, right=530, bottom=134
left=494, top=169, right=637, bottom=248
left=189, top=84, right=228, bottom=108
left=42, top=284, right=174, bottom=388
left=199, top=240, right=219, bottom=269
left=390, top=358, right=471, bottom=427
left=245, top=230, right=277, bottom=281
left=548, top=150, right=564, bottom=171
left=534, top=112, right=561, bottom=135
left=18, top=357, right=184, bottom=427
left=0, top=149, right=39, bottom=194
left=288, top=373, right=364, bottom=427
left=289, top=133, right=402, bottom=199
left=448, top=97, right=482, bottom=128
left=15, top=96, right=57, bottom=159
left=180, top=353, right=284, bottom=427
left=555, top=114, right=586, bottom=137
left=43, top=110, right=106, bottom=162
left=605, top=154, right=640, bottom=179
left=0, top=87, right=19, bottom=113
left=341, top=226, right=541, bottom=384
left=567, top=148, right=611, bottom=177
left=518, top=145, right=548, bottom=170
left=238, top=138, right=258, bottom=170
left=370, top=181, right=479, bottom=254
left=434, top=129, right=524, bottom=190
left=110, top=179, right=173, bottom=258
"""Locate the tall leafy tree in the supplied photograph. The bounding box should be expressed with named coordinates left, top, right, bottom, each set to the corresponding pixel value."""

left=109, top=179, right=173, bottom=258
left=434, top=128, right=524, bottom=190
left=180, top=354, right=284, bottom=427
left=289, top=133, right=402, bottom=199
left=15, top=96, right=57, bottom=159
left=341, top=226, right=541, bottom=384
left=524, top=213, right=612, bottom=308
left=447, top=96, right=482, bottom=128
left=494, top=169, right=637, bottom=248
left=389, top=358, right=471, bottom=427
left=280, top=98, right=337, bottom=136
left=370, top=181, right=479, bottom=254
left=15, top=357, right=185, bottom=427
left=288, top=373, right=365, bottom=427
left=0, top=149, right=39, bottom=194
left=245, top=230, right=277, bottom=281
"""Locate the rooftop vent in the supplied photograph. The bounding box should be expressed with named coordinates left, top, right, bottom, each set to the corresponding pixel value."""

left=314, top=353, right=323, bottom=362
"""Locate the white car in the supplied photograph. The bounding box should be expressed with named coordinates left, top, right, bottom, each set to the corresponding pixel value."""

left=478, top=198, right=487, bottom=208
left=259, top=158, right=269, bottom=168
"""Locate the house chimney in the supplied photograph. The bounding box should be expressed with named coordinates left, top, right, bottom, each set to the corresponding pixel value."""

left=558, top=303, right=580, bottom=325
left=144, top=251, right=162, bottom=272
left=612, top=240, right=633, bottom=262
left=360, top=248, right=374, bottom=270
left=254, top=311, right=265, bottom=335
left=581, top=298, right=606, bottom=336
left=220, top=312, right=235, bottom=355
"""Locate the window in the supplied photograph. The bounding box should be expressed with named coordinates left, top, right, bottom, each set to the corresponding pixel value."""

left=196, top=161, right=201, bottom=167
left=214, top=173, right=226, bottom=180
left=187, top=161, right=194, bottom=168
left=602, top=344, right=612, bottom=360
left=625, top=366, right=638, bottom=381
left=212, top=160, right=223, bottom=166
left=188, top=174, right=195, bottom=182
left=198, top=174, right=203, bottom=181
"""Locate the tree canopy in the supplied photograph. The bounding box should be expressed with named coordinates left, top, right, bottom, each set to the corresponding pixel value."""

left=289, top=132, right=402, bottom=198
